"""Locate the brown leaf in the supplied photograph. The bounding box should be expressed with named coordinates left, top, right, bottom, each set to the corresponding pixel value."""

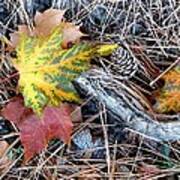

left=9, top=8, right=84, bottom=49
left=71, top=105, right=83, bottom=123
left=61, top=24, right=86, bottom=48
left=34, top=8, right=65, bottom=36
left=10, top=25, right=31, bottom=48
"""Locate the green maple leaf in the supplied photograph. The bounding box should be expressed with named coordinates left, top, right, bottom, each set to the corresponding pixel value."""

left=13, top=27, right=117, bottom=115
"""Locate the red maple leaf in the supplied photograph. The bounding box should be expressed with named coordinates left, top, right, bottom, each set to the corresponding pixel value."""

left=1, top=95, right=32, bottom=125
left=1, top=96, right=73, bottom=162
left=43, top=106, right=73, bottom=142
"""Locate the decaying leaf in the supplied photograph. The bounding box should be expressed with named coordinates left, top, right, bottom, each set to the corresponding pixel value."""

left=155, top=65, right=180, bottom=113
left=2, top=96, right=73, bottom=162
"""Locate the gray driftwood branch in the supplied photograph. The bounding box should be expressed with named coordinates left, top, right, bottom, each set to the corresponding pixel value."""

left=74, top=69, right=180, bottom=142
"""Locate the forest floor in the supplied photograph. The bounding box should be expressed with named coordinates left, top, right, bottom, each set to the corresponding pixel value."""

left=0, top=0, right=180, bottom=179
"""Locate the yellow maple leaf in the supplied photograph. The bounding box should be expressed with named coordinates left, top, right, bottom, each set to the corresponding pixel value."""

left=13, top=27, right=118, bottom=115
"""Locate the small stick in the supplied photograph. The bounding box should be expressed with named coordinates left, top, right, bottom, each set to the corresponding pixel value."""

left=150, top=57, right=180, bottom=87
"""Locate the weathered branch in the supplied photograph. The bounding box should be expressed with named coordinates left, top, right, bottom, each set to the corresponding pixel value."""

left=74, top=69, right=180, bottom=142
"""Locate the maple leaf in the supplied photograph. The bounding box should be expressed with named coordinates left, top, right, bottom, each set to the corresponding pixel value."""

left=61, top=23, right=85, bottom=48
left=1, top=96, right=32, bottom=124
left=155, top=65, right=180, bottom=113
left=1, top=96, right=73, bottom=162
left=34, top=8, right=65, bottom=36
left=12, top=26, right=117, bottom=115
left=10, top=8, right=85, bottom=48
left=10, top=25, right=30, bottom=48
left=8, top=8, right=118, bottom=115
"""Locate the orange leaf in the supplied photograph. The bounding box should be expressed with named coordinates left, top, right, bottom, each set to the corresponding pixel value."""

left=163, top=69, right=180, bottom=86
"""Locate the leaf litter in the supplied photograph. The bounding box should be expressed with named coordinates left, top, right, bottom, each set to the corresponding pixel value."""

left=0, top=0, right=179, bottom=179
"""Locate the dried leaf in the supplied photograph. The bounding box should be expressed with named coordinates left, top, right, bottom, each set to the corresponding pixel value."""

left=71, top=105, right=82, bottom=123
left=61, top=23, right=86, bottom=48
left=34, top=8, right=65, bottom=36
left=9, top=8, right=84, bottom=48
left=10, top=25, right=31, bottom=48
